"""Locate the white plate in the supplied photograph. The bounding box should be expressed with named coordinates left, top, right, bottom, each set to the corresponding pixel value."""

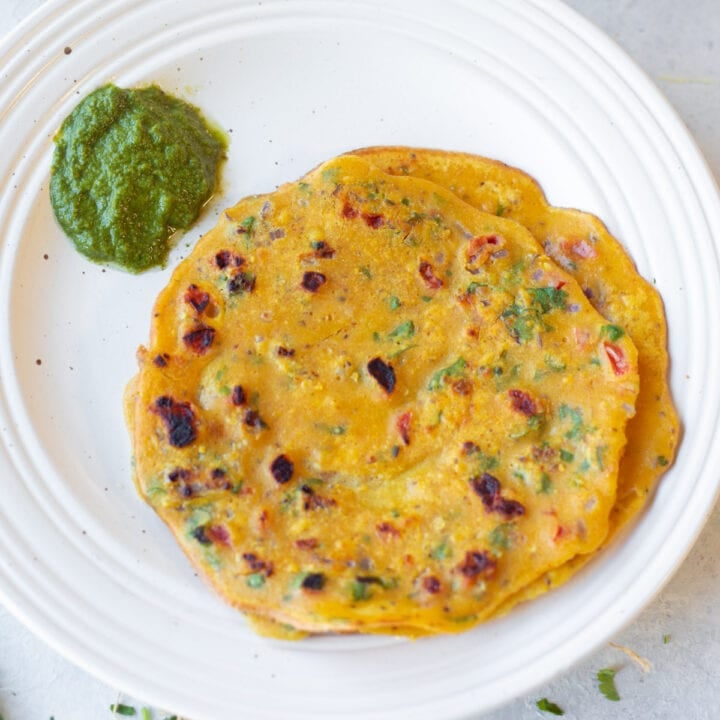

left=0, top=1, right=718, bottom=718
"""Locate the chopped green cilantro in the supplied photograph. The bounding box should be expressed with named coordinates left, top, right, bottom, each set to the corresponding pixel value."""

left=466, top=281, right=485, bottom=294
left=388, top=320, right=415, bottom=339
left=558, top=404, right=584, bottom=440
left=428, top=357, right=467, bottom=390
left=597, top=667, right=620, bottom=701
left=602, top=324, right=625, bottom=341
left=141, top=708, right=152, bottom=720
left=536, top=698, right=564, bottom=715
left=421, top=295, right=433, bottom=302
left=388, top=295, right=401, bottom=310
left=351, top=580, right=371, bottom=601
left=488, top=523, right=515, bottom=551
left=401, top=197, right=410, bottom=206
left=321, top=167, right=339, bottom=183
left=663, top=633, right=671, bottom=644
left=360, top=265, right=373, bottom=279
left=539, top=473, right=552, bottom=494
left=527, top=286, right=568, bottom=312
left=496, top=201, right=506, bottom=217
left=315, top=423, right=347, bottom=435
left=596, top=445, right=608, bottom=470
left=246, top=572, right=266, bottom=588
left=110, top=705, right=136, bottom=717
left=657, top=455, right=669, bottom=467
left=430, top=539, right=451, bottom=560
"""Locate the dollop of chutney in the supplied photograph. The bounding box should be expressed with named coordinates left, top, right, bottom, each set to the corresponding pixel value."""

left=50, top=84, right=227, bottom=272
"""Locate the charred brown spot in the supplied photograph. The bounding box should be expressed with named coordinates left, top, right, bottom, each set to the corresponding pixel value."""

left=191, top=526, right=211, bottom=545
left=183, top=324, right=216, bottom=354
left=231, top=385, right=246, bottom=406
left=215, top=250, right=232, bottom=269
left=508, top=389, right=537, bottom=416
left=312, top=241, right=336, bottom=258
left=458, top=550, right=496, bottom=580
left=184, top=284, right=210, bottom=314
left=471, top=472, right=525, bottom=518
left=270, top=454, right=294, bottom=484
left=342, top=202, right=358, bottom=219
left=153, top=353, right=170, bottom=367
left=356, top=575, right=383, bottom=585
left=362, top=212, right=384, bottom=228
left=396, top=411, right=412, bottom=445
left=301, top=572, right=326, bottom=591
left=243, top=409, right=267, bottom=430
left=423, top=576, right=442, bottom=594
left=153, top=396, right=197, bottom=448
left=462, top=441, right=480, bottom=455
left=303, top=493, right=337, bottom=511
left=228, top=271, right=256, bottom=295
left=301, top=271, right=326, bottom=292
left=211, top=468, right=226, bottom=480
left=168, top=467, right=191, bottom=482
left=243, top=552, right=273, bottom=575
left=368, top=357, right=396, bottom=394
left=419, top=261, right=443, bottom=289
left=295, top=538, right=319, bottom=550
left=451, top=379, right=473, bottom=396
left=376, top=522, right=400, bottom=538
left=277, top=346, right=295, bottom=357
left=532, top=444, right=555, bottom=462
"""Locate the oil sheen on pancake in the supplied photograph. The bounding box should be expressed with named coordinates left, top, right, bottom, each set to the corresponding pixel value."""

left=350, top=147, right=678, bottom=606
left=126, top=155, right=639, bottom=635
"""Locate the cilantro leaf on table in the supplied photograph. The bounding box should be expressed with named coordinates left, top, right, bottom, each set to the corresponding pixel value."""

left=597, top=667, right=621, bottom=701
left=536, top=697, right=565, bottom=715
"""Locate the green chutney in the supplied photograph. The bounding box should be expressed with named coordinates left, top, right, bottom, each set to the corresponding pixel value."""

left=50, top=84, right=227, bottom=272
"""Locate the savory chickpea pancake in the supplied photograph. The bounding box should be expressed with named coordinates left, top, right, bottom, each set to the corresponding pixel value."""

left=350, top=147, right=678, bottom=607
left=126, top=155, right=640, bottom=636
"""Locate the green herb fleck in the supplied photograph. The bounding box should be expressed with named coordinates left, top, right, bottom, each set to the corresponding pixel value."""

left=219, top=385, right=231, bottom=396
left=110, top=705, right=136, bottom=717
left=596, top=445, right=608, bottom=470
left=428, top=357, right=467, bottom=390
left=298, top=181, right=311, bottom=192
left=559, top=449, right=574, bottom=463
left=360, top=265, right=373, bottom=279
left=544, top=354, right=566, bottom=372
left=239, top=216, right=255, bottom=248
left=558, top=404, right=585, bottom=440
left=351, top=580, right=371, bottom=601
left=602, top=324, right=625, bottom=341
left=496, top=201, right=506, bottom=217
left=539, top=473, right=552, bottom=494
left=578, top=459, right=591, bottom=472
left=321, top=167, right=339, bottom=183
left=657, top=455, right=669, bottom=467
left=141, top=708, right=152, bottom=720
left=536, top=698, right=564, bottom=715
left=527, top=286, right=568, bottom=313
left=430, top=539, right=451, bottom=560
left=401, top=197, right=410, bottom=206
left=466, top=281, right=485, bottom=294
left=597, top=667, right=620, bottom=701
left=388, top=320, right=415, bottom=339
left=388, top=295, right=401, bottom=310
left=315, top=423, right=347, bottom=436
left=247, top=572, right=266, bottom=588
left=489, top=523, right=515, bottom=551
left=663, top=633, right=671, bottom=644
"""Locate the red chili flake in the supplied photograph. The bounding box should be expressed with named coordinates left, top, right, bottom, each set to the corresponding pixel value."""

left=342, top=202, right=358, bottom=219
left=183, top=324, right=216, bottom=354
left=228, top=271, right=255, bottom=295
left=301, top=573, right=326, bottom=591
left=419, top=261, right=443, bottom=289
left=231, top=385, right=246, bottom=406
left=457, top=550, right=496, bottom=580
left=277, top=346, right=295, bottom=357
left=396, top=411, right=412, bottom=445
left=508, top=389, right=537, bottom=416
left=368, top=357, right=396, bottom=394
left=362, top=212, right=384, bottom=228
left=270, top=454, right=294, bottom=484
left=604, top=341, right=629, bottom=375
left=295, top=538, right=319, bottom=550
left=555, top=281, right=566, bottom=290
left=153, top=353, right=170, bottom=367
left=467, top=234, right=499, bottom=263
left=554, top=525, right=567, bottom=541
left=376, top=522, right=400, bottom=538
left=301, top=271, right=326, bottom=292
left=423, top=576, right=442, bottom=594
left=184, top=284, right=210, bottom=314
left=207, top=525, right=231, bottom=547
left=153, top=396, right=197, bottom=448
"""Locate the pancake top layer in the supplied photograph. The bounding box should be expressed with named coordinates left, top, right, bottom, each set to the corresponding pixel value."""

left=127, top=155, right=638, bottom=634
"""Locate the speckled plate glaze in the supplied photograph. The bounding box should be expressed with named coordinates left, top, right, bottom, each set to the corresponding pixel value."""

left=0, top=1, right=718, bottom=718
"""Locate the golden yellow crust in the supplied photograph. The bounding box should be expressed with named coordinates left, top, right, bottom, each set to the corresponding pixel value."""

left=127, top=155, right=639, bottom=635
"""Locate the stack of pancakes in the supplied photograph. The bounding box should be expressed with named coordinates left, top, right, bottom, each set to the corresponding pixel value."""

left=125, top=148, right=677, bottom=638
